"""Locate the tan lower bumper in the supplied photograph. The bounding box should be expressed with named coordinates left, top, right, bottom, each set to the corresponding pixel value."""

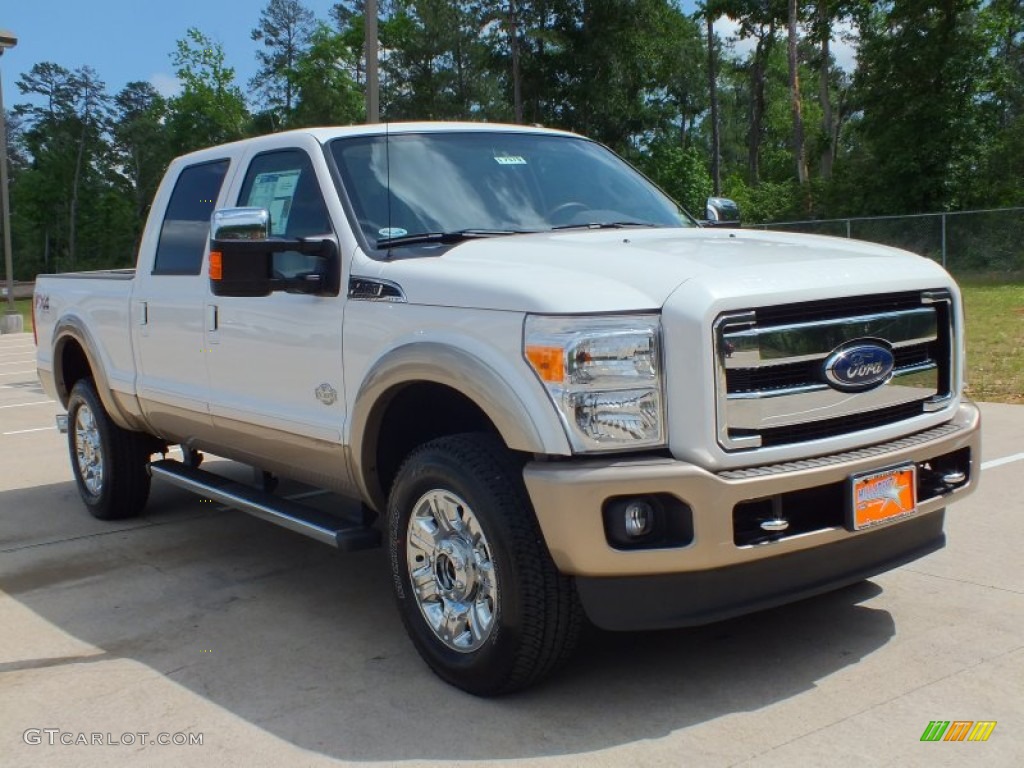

left=523, top=403, right=981, bottom=577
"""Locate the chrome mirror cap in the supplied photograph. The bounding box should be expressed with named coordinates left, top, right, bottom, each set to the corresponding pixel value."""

left=211, top=207, right=271, bottom=242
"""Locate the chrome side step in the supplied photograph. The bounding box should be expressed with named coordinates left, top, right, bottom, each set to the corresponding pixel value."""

left=149, top=459, right=380, bottom=552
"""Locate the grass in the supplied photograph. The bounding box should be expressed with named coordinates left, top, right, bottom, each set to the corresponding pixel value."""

left=8, top=277, right=1021, bottom=402
left=10, top=297, right=33, bottom=332
left=959, top=273, right=1024, bottom=404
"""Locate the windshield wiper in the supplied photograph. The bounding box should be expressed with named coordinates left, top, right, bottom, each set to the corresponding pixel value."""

left=377, top=229, right=529, bottom=248
left=550, top=221, right=660, bottom=232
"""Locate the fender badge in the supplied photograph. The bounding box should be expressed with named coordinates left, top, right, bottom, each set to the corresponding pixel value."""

left=315, top=383, right=338, bottom=406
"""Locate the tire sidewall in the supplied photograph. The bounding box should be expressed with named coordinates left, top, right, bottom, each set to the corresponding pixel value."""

left=67, top=380, right=116, bottom=515
left=388, top=443, right=529, bottom=693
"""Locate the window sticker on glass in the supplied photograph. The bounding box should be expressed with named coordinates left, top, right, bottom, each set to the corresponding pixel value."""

left=494, top=155, right=527, bottom=165
left=379, top=227, right=408, bottom=238
left=247, top=169, right=302, bottom=235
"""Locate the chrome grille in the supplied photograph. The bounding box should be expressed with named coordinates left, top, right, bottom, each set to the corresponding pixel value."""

left=715, top=291, right=954, bottom=450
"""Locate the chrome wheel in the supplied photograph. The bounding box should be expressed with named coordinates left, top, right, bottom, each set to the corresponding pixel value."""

left=74, top=403, right=104, bottom=496
left=65, top=379, right=151, bottom=520
left=405, top=489, right=498, bottom=653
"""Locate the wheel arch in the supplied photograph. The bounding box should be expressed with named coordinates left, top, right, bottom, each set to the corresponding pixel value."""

left=349, top=342, right=570, bottom=512
left=52, top=316, right=142, bottom=431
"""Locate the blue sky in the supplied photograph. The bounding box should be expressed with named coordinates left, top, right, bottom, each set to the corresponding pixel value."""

left=1, top=0, right=345, bottom=105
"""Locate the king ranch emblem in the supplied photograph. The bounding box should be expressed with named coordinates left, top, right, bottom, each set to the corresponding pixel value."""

left=315, top=383, right=338, bottom=406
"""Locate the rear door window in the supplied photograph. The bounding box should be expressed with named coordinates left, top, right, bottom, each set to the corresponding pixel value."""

left=153, top=159, right=230, bottom=275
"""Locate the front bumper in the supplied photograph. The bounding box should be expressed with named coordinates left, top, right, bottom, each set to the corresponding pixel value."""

left=577, top=510, right=945, bottom=630
left=523, top=402, right=980, bottom=627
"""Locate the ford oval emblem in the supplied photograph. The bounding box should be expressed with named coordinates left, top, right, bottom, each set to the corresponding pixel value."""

left=823, top=341, right=895, bottom=392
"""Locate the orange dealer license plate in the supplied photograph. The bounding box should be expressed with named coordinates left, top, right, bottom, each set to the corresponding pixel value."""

left=849, top=464, right=917, bottom=530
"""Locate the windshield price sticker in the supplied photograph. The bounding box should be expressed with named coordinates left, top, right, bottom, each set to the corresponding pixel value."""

left=849, top=464, right=917, bottom=530
left=494, top=155, right=527, bottom=165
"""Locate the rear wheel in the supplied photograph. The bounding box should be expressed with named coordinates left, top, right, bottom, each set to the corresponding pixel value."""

left=67, top=379, right=152, bottom=520
left=388, top=433, right=581, bottom=696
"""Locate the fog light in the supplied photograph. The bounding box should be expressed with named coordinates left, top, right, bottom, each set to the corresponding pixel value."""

left=602, top=494, right=694, bottom=550
left=624, top=500, right=654, bottom=537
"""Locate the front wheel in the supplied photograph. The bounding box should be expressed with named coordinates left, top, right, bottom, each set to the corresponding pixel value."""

left=67, top=379, right=152, bottom=520
left=388, top=433, right=581, bottom=696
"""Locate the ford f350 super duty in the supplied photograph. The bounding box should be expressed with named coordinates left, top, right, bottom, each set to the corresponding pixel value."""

left=34, top=123, right=980, bottom=695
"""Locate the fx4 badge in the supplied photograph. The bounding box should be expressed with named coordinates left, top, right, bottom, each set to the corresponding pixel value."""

left=315, top=383, right=338, bottom=406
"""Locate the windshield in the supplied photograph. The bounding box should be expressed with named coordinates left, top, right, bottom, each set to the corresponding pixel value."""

left=329, top=131, right=693, bottom=250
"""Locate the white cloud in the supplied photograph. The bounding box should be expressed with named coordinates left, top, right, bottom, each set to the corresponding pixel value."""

left=714, top=16, right=859, bottom=73
left=150, top=72, right=181, bottom=98
left=830, top=20, right=858, bottom=73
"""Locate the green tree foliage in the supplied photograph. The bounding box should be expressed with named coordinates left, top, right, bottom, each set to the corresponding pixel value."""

left=634, top=142, right=713, bottom=217
left=6, top=2, right=1024, bottom=276
left=971, top=0, right=1024, bottom=206
left=166, top=28, right=249, bottom=155
left=853, top=0, right=988, bottom=213
left=383, top=1, right=500, bottom=120
left=291, top=24, right=365, bottom=126
left=713, top=0, right=786, bottom=185
left=112, top=82, right=173, bottom=248
left=556, top=1, right=697, bottom=151
left=251, top=0, right=316, bottom=125
left=14, top=63, right=127, bottom=272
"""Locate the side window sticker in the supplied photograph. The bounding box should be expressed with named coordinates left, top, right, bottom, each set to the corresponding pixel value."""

left=246, top=169, right=302, bottom=236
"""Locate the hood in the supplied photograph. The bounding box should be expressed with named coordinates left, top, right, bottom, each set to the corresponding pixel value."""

left=356, top=228, right=954, bottom=314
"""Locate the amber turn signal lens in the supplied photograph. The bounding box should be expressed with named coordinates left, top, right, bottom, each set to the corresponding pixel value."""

left=525, top=345, right=565, bottom=383
left=209, top=251, right=222, bottom=280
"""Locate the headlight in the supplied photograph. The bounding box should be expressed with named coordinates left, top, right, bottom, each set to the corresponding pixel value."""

left=524, top=314, right=665, bottom=452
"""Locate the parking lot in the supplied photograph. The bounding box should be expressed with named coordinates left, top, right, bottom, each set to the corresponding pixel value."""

left=1, top=330, right=1021, bottom=767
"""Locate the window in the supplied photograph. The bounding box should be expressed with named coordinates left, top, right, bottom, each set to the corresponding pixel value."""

left=237, top=150, right=332, bottom=280
left=153, top=160, right=230, bottom=275
left=330, top=132, right=690, bottom=251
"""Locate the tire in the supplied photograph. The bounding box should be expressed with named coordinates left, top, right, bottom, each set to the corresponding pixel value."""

left=66, top=379, right=152, bottom=520
left=388, top=433, right=582, bottom=696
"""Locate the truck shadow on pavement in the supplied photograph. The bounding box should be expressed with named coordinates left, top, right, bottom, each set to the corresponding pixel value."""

left=0, top=477, right=895, bottom=762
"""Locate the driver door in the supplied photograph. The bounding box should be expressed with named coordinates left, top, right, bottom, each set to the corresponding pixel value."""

left=203, top=146, right=347, bottom=479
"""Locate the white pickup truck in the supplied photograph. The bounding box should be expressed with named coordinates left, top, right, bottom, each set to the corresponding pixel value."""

left=34, top=123, right=980, bottom=695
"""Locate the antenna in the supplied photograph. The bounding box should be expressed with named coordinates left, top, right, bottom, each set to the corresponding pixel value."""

left=385, top=121, right=392, bottom=256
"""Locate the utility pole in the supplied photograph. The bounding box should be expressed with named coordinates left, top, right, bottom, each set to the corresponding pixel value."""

left=365, top=0, right=379, bottom=123
left=1, top=29, right=23, bottom=334
left=706, top=11, right=721, bottom=196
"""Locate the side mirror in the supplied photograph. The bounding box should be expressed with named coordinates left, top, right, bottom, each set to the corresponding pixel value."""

left=702, top=197, right=741, bottom=228
left=209, top=207, right=339, bottom=297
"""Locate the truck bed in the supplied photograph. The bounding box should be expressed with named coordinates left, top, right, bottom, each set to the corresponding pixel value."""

left=34, top=271, right=137, bottom=407
left=37, top=268, right=136, bottom=280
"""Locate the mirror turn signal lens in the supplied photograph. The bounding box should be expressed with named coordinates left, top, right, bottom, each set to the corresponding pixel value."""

left=209, top=251, right=223, bottom=281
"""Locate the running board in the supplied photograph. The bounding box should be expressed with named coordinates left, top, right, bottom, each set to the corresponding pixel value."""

left=148, top=459, right=381, bottom=551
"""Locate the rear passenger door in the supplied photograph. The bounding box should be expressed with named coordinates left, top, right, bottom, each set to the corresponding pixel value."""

left=203, top=146, right=347, bottom=474
left=133, top=158, right=231, bottom=440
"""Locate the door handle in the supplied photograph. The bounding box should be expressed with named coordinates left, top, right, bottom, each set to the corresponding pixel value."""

left=206, top=304, right=219, bottom=332
left=138, top=301, right=148, bottom=326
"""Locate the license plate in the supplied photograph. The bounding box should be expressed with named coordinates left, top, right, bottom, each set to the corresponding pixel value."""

left=849, top=464, right=917, bottom=530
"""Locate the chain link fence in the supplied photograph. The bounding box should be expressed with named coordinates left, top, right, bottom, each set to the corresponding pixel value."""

left=758, top=208, right=1024, bottom=274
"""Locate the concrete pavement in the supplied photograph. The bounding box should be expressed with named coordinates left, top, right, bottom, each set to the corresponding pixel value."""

left=1, top=331, right=1021, bottom=767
